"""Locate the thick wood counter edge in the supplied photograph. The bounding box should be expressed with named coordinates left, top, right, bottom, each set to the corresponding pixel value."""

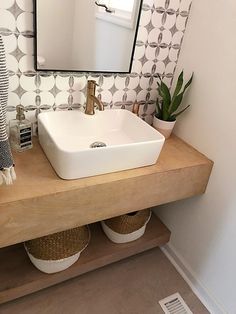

left=0, top=136, right=213, bottom=248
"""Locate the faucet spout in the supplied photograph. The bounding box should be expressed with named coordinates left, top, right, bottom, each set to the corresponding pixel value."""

left=85, top=80, right=104, bottom=115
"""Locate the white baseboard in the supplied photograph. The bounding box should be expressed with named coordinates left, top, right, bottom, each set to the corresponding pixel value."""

left=161, top=243, right=227, bottom=314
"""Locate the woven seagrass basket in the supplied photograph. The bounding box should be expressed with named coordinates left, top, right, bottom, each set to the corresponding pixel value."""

left=25, top=225, right=90, bottom=274
left=101, top=209, right=151, bottom=244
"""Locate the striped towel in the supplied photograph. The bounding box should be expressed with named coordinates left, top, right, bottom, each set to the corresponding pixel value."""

left=0, top=35, right=16, bottom=185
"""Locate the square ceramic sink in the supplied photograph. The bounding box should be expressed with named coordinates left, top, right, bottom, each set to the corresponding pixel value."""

left=38, top=109, right=165, bottom=179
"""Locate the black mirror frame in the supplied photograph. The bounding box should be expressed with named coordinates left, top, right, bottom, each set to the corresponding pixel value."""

left=33, top=0, right=143, bottom=74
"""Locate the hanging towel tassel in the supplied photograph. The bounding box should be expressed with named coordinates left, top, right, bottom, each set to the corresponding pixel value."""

left=10, top=166, right=16, bottom=181
left=0, top=171, right=3, bottom=185
left=0, top=166, right=16, bottom=185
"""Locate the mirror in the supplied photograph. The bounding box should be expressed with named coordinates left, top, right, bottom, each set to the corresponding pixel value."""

left=34, top=0, right=142, bottom=73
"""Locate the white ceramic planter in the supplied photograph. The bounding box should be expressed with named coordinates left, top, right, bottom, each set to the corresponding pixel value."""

left=101, top=212, right=152, bottom=244
left=153, top=116, right=176, bottom=139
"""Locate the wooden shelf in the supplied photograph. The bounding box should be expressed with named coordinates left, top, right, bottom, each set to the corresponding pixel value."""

left=0, top=215, right=170, bottom=305
left=0, top=136, right=213, bottom=248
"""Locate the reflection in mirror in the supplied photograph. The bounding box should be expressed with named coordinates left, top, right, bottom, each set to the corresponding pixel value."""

left=35, top=0, right=142, bottom=73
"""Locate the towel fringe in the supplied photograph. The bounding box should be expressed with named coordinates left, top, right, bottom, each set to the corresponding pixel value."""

left=0, top=172, right=3, bottom=185
left=0, top=166, right=16, bottom=186
left=10, top=166, right=16, bottom=181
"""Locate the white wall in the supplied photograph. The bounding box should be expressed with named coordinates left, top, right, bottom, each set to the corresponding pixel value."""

left=155, top=0, right=236, bottom=313
left=94, top=19, right=134, bottom=72
left=37, top=0, right=74, bottom=69
left=72, top=0, right=96, bottom=69
left=72, top=3, right=135, bottom=72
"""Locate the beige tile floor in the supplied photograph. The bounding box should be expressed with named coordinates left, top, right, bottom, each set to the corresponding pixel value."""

left=0, top=248, right=209, bottom=314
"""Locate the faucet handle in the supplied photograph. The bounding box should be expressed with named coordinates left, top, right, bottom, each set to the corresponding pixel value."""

left=132, top=102, right=140, bottom=116
left=87, top=80, right=99, bottom=88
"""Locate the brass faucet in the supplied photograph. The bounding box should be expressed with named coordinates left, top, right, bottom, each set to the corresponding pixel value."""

left=85, top=80, right=104, bottom=115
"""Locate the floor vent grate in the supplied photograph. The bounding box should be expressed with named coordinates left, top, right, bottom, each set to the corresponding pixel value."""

left=159, top=293, right=193, bottom=314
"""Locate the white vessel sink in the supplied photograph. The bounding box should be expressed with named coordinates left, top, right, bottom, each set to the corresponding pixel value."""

left=38, top=109, right=165, bottom=180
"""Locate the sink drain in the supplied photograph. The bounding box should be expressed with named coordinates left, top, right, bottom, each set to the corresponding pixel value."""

left=90, top=141, right=107, bottom=148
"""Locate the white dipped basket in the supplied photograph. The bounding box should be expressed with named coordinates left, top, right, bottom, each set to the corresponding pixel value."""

left=24, top=226, right=90, bottom=274
left=102, top=209, right=152, bottom=244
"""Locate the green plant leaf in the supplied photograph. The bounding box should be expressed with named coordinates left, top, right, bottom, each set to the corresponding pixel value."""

left=160, top=81, right=171, bottom=105
left=170, top=105, right=190, bottom=120
left=160, top=81, right=171, bottom=120
left=162, top=101, right=169, bottom=121
left=157, top=74, right=162, bottom=88
left=183, top=73, right=194, bottom=94
left=169, top=73, right=193, bottom=115
left=169, top=92, right=184, bottom=115
left=155, top=98, right=162, bottom=118
left=172, top=71, right=183, bottom=100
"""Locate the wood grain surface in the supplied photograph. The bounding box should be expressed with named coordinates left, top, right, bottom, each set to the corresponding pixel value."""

left=0, top=136, right=213, bottom=248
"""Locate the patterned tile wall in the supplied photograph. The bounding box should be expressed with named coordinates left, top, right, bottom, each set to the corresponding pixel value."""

left=0, top=0, right=192, bottom=126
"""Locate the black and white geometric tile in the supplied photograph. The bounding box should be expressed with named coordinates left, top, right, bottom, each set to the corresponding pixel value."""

left=0, top=0, right=192, bottom=125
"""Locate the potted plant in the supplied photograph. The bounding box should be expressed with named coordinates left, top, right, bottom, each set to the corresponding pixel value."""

left=153, top=71, right=193, bottom=139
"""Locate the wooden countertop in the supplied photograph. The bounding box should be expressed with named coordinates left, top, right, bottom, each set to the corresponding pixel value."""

left=0, top=136, right=213, bottom=248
